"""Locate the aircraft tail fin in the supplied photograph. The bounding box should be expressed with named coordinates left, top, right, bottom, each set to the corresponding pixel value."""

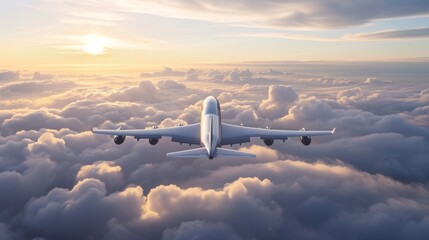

left=215, top=148, right=256, bottom=158
left=167, top=148, right=207, bottom=158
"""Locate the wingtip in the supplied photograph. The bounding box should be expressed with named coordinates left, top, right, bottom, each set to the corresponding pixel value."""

left=332, top=128, right=336, bottom=134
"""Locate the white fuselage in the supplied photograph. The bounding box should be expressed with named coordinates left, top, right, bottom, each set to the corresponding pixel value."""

left=201, top=96, right=221, bottom=159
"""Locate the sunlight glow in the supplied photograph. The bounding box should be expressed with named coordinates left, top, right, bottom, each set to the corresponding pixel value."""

left=82, top=34, right=108, bottom=55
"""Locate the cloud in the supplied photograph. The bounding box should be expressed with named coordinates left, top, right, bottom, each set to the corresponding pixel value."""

left=258, top=68, right=286, bottom=76
left=140, top=67, right=185, bottom=78
left=311, top=76, right=353, bottom=86
left=65, top=0, right=429, bottom=29
left=0, top=223, right=21, bottom=239
left=348, top=27, right=429, bottom=40
left=420, top=89, right=429, bottom=102
left=76, top=161, right=125, bottom=192
left=1, top=110, right=427, bottom=239
left=40, top=0, right=429, bottom=31
left=243, top=27, right=429, bottom=42
left=33, top=72, right=55, bottom=80
left=21, top=160, right=429, bottom=240
left=401, top=105, right=429, bottom=129
left=162, top=221, right=242, bottom=240
left=0, top=80, right=77, bottom=99
left=156, top=80, right=186, bottom=90
left=259, top=85, right=299, bottom=119
left=233, top=32, right=339, bottom=42
left=335, top=86, right=423, bottom=115
left=180, top=68, right=282, bottom=85
left=109, top=80, right=160, bottom=103
left=59, top=100, right=148, bottom=127
left=23, top=179, right=145, bottom=240
left=3, top=110, right=85, bottom=135
left=269, top=95, right=429, bottom=183
left=198, top=69, right=249, bottom=83
left=0, top=65, right=428, bottom=239
left=0, top=71, right=20, bottom=82
left=227, top=68, right=252, bottom=82
left=184, top=69, right=201, bottom=82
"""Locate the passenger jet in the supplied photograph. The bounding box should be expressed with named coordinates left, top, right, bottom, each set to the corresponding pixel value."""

left=92, top=96, right=335, bottom=159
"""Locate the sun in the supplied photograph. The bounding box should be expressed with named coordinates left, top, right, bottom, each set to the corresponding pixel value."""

left=82, top=34, right=108, bottom=55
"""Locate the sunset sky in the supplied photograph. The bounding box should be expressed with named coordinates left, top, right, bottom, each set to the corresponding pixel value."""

left=2, top=0, right=429, bottom=73
left=1, top=1, right=429, bottom=240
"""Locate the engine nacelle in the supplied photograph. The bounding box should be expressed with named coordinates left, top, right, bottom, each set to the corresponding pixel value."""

left=263, top=139, right=274, bottom=146
left=113, top=127, right=125, bottom=145
left=300, top=128, right=311, bottom=146
left=300, top=136, right=311, bottom=146
left=149, top=138, right=159, bottom=145
left=114, top=135, right=126, bottom=145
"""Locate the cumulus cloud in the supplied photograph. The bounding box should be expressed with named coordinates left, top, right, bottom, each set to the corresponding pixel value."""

left=0, top=155, right=56, bottom=214
left=0, top=80, right=76, bottom=99
left=258, top=68, right=286, bottom=76
left=259, top=85, right=299, bottom=119
left=312, top=76, right=353, bottom=86
left=156, top=80, right=186, bottom=90
left=162, top=220, right=241, bottom=240
left=227, top=68, right=252, bottom=82
left=334, top=85, right=424, bottom=115
left=0, top=71, right=20, bottom=81
left=109, top=80, right=160, bottom=103
left=76, top=161, right=125, bottom=192
left=21, top=161, right=429, bottom=240
left=23, top=179, right=145, bottom=240
left=184, top=69, right=201, bottom=82
left=0, top=64, right=429, bottom=239
left=140, top=67, right=185, bottom=78
left=401, top=105, right=429, bottom=131
left=159, top=118, right=188, bottom=128
left=33, top=72, right=55, bottom=80
left=3, top=110, right=85, bottom=135
left=420, top=89, right=429, bottom=102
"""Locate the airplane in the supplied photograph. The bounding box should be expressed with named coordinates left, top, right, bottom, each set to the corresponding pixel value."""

left=92, top=96, right=335, bottom=159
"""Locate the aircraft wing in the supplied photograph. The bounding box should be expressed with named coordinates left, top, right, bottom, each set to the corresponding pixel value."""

left=221, top=123, right=335, bottom=145
left=92, top=123, right=200, bottom=145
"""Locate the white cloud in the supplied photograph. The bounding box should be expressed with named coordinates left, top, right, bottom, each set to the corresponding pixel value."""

left=140, top=67, right=185, bottom=78
left=77, top=161, right=125, bottom=192
left=347, top=27, right=429, bottom=40
left=0, top=71, right=20, bottom=82
left=259, top=85, right=299, bottom=119
left=0, top=65, right=428, bottom=239
left=48, top=0, right=429, bottom=29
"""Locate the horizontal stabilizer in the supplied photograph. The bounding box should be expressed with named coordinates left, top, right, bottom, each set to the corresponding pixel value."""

left=167, top=147, right=256, bottom=158
left=215, top=148, right=256, bottom=158
left=167, top=148, right=208, bottom=158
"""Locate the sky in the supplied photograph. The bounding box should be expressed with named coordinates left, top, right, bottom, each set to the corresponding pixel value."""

left=1, top=1, right=429, bottom=240
left=1, top=0, right=429, bottom=73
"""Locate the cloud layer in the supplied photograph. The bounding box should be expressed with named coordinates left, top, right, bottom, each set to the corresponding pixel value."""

left=0, top=63, right=428, bottom=239
left=349, top=27, right=429, bottom=40
left=54, top=0, right=429, bottom=29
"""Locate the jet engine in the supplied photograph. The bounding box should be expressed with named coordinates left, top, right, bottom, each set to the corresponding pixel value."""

left=300, top=128, right=311, bottom=146
left=113, top=127, right=126, bottom=145
left=149, top=138, right=159, bottom=145
left=263, top=139, right=274, bottom=146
